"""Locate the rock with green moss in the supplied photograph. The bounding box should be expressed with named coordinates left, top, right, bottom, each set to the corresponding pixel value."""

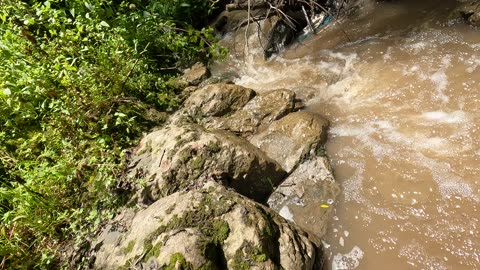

left=128, top=122, right=285, bottom=204
left=92, top=181, right=321, bottom=269
left=250, top=111, right=329, bottom=173
left=211, top=89, right=296, bottom=136
left=268, top=156, right=340, bottom=238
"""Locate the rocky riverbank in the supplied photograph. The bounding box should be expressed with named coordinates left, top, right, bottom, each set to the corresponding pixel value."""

left=77, top=1, right=480, bottom=269
left=85, top=62, right=340, bottom=269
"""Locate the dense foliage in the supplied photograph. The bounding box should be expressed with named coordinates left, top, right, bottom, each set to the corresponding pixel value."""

left=0, top=0, right=224, bottom=268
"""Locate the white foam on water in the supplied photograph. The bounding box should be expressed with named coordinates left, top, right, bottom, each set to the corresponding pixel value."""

left=406, top=41, right=428, bottom=52
left=464, top=56, right=480, bottom=73
left=234, top=51, right=356, bottom=93
left=421, top=110, right=469, bottom=124
left=332, top=246, right=364, bottom=270
left=414, top=152, right=478, bottom=201
left=430, top=71, right=449, bottom=102
left=341, top=162, right=366, bottom=203
left=399, top=241, right=448, bottom=270
left=441, top=55, right=452, bottom=69
left=383, top=46, right=393, bottom=61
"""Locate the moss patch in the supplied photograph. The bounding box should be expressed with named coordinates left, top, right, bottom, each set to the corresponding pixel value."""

left=232, top=242, right=269, bottom=270
left=209, top=220, right=230, bottom=245
left=141, top=192, right=235, bottom=268
left=165, top=253, right=192, bottom=270
left=144, top=241, right=163, bottom=261
left=205, top=141, right=222, bottom=153
left=123, top=240, right=136, bottom=255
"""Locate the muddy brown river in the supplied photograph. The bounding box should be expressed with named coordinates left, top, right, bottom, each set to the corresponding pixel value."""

left=212, top=0, right=480, bottom=269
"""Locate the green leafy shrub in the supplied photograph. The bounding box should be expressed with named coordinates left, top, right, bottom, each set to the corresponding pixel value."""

left=0, top=0, right=224, bottom=268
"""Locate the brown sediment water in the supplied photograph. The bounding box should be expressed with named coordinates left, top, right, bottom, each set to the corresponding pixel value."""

left=211, top=0, right=480, bottom=269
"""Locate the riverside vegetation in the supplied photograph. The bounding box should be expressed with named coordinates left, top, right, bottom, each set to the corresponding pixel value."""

left=0, top=0, right=225, bottom=268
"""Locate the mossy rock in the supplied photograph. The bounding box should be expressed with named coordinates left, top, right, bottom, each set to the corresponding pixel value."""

left=93, top=182, right=321, bottom=269
left=211, top=89, right=296, bottom=136
left=128, top=123, right=286, bottom=204
left=170, top=83, right=256, bottom=124
left=250, top=111, right=329, bottom=173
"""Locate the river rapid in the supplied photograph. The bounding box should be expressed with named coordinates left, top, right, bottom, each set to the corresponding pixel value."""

left=211, top=0, right=480, bottom=269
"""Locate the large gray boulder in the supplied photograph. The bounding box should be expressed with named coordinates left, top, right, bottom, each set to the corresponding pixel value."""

left=268, top=156, right=340, bottom=238
left=128, top=122, right=285, bottom=203
left=250, top=111, right=329, bottom=173
left=93, top=182, right=322, bottom=270
left=212, top=89, right=296, bottom=136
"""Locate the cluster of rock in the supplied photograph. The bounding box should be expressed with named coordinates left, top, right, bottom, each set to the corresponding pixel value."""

left=89, top=64, right=340, bottom=269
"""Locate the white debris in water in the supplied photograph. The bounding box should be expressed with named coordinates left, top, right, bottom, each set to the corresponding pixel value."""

left=279, top=206, right=295, bottom=223
left=322, top=240, right=331, bottom=249
left=332, top=246, right=364, bottom=270
left=344, top=231, right=350, bottom=237
left=339, top=237, right=345, bottom=247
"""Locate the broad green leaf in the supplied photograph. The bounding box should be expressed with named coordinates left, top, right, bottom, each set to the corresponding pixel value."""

left=98, top=21, right=109, bottom=28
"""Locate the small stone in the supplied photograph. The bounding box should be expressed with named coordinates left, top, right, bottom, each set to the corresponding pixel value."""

left=181, top=62, right=210, bottom=86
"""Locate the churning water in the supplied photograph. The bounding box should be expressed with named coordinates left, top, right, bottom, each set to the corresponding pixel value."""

left=212, top=0, right=480, bottom=269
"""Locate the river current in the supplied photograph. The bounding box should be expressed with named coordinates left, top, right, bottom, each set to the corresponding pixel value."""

left=211, top=1, right=480, bottom=269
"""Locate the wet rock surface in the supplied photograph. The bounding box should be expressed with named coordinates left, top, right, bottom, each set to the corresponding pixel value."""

left=93, top=182, right=321, bottom=270
left=171, top=83, right=256, bottom=124
left=268, top=156, right=340, bottom=238
left=212, top=89, right=296, bottom=135
left=250, top=111, right=329, bottom=173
